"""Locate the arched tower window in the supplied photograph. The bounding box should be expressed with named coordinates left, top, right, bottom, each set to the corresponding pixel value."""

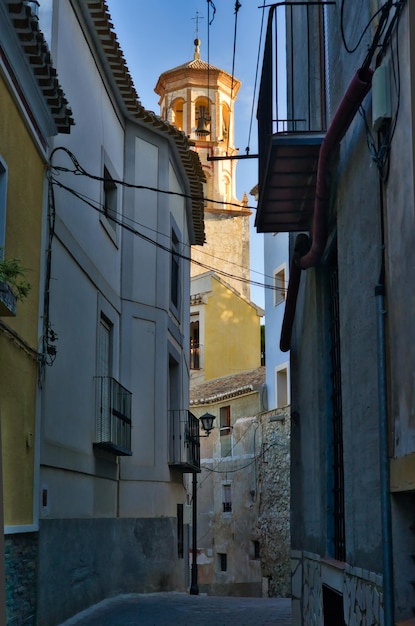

left=171, top=98, right=185, bottom=131
left=221, top=103, right=230, bottom=141
left=195, top=96, right=211, bottom=139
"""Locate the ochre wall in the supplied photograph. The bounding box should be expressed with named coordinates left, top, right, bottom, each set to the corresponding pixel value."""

left=204, top=277, right=261, bottom=381
left=0, top=76, right=45, bottom=525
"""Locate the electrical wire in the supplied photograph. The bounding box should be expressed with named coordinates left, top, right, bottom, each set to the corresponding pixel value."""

left=49, top=148, right=287, bottom=292
left=226, top=0, right=242, bottom=157
left=359, top=1, right=403, bottom=182
left=50, top=146, right=258, bottom=212
left=340, top=0, right=390, bottom=55
left=246, top=1, right=267, bottom=155
left=50, top=175, right=284, bottom=293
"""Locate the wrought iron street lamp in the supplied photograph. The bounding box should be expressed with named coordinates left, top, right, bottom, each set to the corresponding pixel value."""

left=189, top=412, right=215, bottom=595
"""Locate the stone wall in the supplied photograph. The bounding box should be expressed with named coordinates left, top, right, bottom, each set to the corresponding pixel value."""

left=257, top=407, right=291, bottom=597
left=292, top=550, right=384, bottom=625
left=5, top=532, right=38, bottom=626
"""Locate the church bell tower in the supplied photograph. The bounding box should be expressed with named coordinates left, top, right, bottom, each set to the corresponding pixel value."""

left=155, top=38, right=251, bottom=299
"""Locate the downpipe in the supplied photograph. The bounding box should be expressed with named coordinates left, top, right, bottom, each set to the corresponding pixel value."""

left=375, top=281, right=394, bottom=625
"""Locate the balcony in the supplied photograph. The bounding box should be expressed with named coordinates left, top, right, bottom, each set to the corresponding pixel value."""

left=94, top=376, right=132, bottom=456
left=255, top=2, right=334, bottom=233
left=169, top=410, right=201, bottom=473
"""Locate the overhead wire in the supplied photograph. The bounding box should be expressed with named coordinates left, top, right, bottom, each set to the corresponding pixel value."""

left=246, top=1, right=267, bottom=155
left=49, top=148, right=286, bottom=292
left=50, top=174, right=284, bottom=293
left=50, top=146, right=257, bottom=211
left=340, top=0, right=390, bottom=55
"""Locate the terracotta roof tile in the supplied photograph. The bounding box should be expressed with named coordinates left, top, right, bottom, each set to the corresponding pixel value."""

left=85, top=0, right=206, bottom=245
left=7, top=1, right=74, bottom=134
left=190, top=367, right=266, bottom=405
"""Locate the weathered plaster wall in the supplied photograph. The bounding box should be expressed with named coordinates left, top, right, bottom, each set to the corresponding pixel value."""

left=37, top=518, right=185, bottom=626
left=257, top=408, right=291, bottom=597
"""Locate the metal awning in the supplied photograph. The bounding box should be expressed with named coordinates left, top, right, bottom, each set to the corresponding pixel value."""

left=255, top=132, right=325, bottom=233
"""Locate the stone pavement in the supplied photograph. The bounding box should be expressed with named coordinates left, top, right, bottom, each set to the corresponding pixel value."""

left=59, top=592, right=292, bottom=626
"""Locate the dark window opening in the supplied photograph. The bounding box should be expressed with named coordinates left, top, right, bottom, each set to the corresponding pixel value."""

left=171, top=230, right=180, bottom=309
left=190, top=319, right=200, bottom=369
left=218, top=552, right=227, bottom=572
left=177, top=503, right=184, bottom=558
left=222, top=484, right=232, bottom=513
left=323, top=585, right=346, bottom=626
left=103, top=166, right=117, bottom=227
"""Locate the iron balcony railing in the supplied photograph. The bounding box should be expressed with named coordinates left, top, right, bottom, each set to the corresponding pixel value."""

left=255, top=1, right=335, bottom=233
left=169, top=410, right=201, bottom=473
left=257, top=1, right=334, bottom=185
left=94, top=376, right=132, bottom=456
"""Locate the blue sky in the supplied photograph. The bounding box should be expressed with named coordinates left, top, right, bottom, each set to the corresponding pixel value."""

left=105, top=0, right=268, bottom=308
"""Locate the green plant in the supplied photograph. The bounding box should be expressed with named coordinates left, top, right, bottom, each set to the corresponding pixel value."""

left=0, top=251, right=31, bottom=301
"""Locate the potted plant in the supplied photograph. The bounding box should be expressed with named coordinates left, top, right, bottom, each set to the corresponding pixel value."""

left=0, top=251, right=31, bottom=316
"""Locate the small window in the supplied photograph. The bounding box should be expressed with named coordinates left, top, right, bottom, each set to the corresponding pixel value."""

left=103, top=166, right=117, bottom=228
left=177, top=504, right=184, bottom=559
left=274, top=267, right=286, bottom=306
left=276, top=365, right=289, bottom=408
left=220, top=406, right=232, bottom=457
left=190, top=317, right=200, bottom=369
left=218, top=553, right=227, bottom=572
left=170, top=229, right=180, bottom=309
left=220, top=406, right=231, bottom=435
left=222, top=484, right=232, bottom=513
left=253, top=540, right=260, bottom=559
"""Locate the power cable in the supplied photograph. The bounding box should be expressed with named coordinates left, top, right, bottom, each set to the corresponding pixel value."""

left=340, top=0, right=390, bottom=56
left=50, top=147, right=258, bottom=211
left=50, top=175, right=283, bottom=293
left=246, top=1, right=267, bottom=155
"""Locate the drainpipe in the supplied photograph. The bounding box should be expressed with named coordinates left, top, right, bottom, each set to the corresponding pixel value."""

left=280, top=66, right=373, bottom=352
left=376, top=172, right=394, bottom=625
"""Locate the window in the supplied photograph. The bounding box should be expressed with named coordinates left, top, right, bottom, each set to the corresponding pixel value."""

left=220, top=406, right=231, bottom=435
left=103, top=166, right=117, bottom=229
left=220, top=406, right=232, bottom=457
left=177, top=504, right=184, bottom=558
left=0, top=156, right=8, bottom=255
left=97, top=314, right=112, bottom=380
left=171, top=98, right=185, bottom=130
left=218, top=553, right=227, bottom=572
left=190, top=316, right=200, bottom=369
left=170, top=229, right=180, bottom=310
left=252, top=540, right=260, bottom=559
left=275, top=364, right=290, bottom=408
left=274, top=266, right=286, bottom=306
left=94, top=314, right=132, bottom=456
left=222, top=484, right=232, bottom=513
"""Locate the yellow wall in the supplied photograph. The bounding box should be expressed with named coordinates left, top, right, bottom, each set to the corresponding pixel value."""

left=204, top=277, right=261, bottom=381
left=0, top=76, right=45, bottom=525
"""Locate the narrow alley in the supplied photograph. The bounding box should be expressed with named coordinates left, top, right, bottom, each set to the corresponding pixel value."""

left=59, top=593, right=292, bottom=626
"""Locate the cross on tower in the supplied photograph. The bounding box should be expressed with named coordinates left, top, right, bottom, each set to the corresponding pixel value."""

left=191, top=10, right=204, bottom=37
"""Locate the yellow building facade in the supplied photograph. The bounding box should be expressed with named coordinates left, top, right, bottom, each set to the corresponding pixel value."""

left=190, top=272, right=263, bottom=383
left=0, top=2, right=72, bottom=622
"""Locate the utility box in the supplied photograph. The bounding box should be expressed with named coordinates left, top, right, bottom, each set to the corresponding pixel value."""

left=372, top=64, right=391, bottom=131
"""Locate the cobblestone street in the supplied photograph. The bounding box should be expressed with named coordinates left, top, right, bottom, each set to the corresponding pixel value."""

left=59, top=593, right=292, bottom=626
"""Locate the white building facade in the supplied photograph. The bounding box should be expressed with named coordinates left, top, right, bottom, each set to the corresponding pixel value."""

left=36, top=2, right=205, bottom=624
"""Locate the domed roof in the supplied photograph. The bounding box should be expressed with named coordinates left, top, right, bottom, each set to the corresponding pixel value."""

left=154, top=39, right=241, bottom=97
